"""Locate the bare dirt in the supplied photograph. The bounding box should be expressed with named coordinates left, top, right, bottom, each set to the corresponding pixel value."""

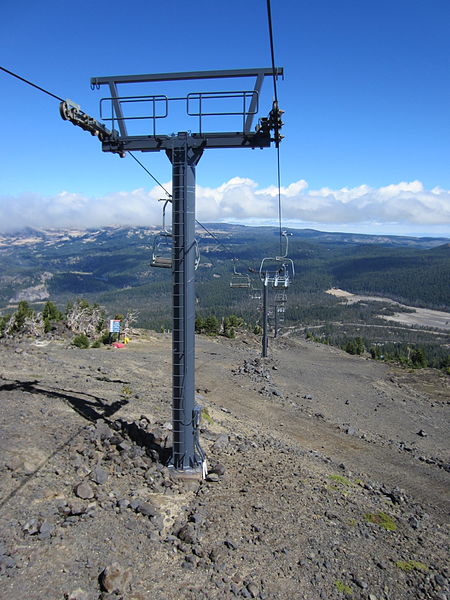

left=325, top=289, right=450, bottom=331
left=0, top=331, right=449, bottom=600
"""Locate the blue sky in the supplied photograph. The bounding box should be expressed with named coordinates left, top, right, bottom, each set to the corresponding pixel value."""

left=1, top=0, right=449, bottom=236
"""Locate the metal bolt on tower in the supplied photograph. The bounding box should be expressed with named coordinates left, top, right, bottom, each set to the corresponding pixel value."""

left=60, top=67, right=283, bottom=476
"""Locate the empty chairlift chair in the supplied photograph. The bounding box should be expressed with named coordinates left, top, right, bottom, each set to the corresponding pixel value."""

left=259, top=258, right=294, bottom=288
left=150, top=199, right=201, bottom=270
left=259, top=231, right=295, bottom=288
left=276, top=305, right=285, bottom=322
left=273, top=262, right=294, bottom=287
left=151, top=235, right=172, bottom=268
left=230, top=261, right=251, bottom=289
left=151, top=234, right=200, bottom=269
left=151, top=199, right=172, bottom=269
left=275, top=291, right=287, bottom=304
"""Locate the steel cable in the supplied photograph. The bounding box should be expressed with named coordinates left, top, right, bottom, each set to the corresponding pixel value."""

left=266, top=0, right=284, bottom=256
left=0, top=65, right=65, bottom=102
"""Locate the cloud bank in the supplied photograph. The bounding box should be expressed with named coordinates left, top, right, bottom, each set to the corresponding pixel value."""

left=1, top=179, right=449, bottom=236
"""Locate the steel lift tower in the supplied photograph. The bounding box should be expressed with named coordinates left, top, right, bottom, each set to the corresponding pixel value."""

left=60, top=67, right=283, bottom=476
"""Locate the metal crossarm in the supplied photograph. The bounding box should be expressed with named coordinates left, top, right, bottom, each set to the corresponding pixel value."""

left=89, top=67, right=283, bottom=154
left=91, top=67, right=283, bottom=85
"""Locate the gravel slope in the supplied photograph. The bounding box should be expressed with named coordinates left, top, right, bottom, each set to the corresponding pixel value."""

left=0, top=332, right=448, bottom=600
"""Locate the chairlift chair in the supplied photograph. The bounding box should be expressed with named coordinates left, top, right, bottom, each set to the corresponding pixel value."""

left=151, top=231, right=172, bottom=268
left=151, top=237, right=200, bottom=269
left=230, top=275, right=251, bottom=288
left=262, top=230, right=295, bottom=287
left=277, top=305, right=285, bottom=322
left=259, top=258, right=294, bottom=288
left=275, top=291, right=287, bottom=304
left=151, top=199, right=173, bottom=268
left=230, top=260, right=251, bottom=289
left=151, top=198, right=200, bottom=269
left=276, top=261, right=294, bottom=287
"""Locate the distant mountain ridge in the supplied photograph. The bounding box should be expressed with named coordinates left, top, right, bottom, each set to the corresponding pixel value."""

left=1, top=224, right=448, bottom=250
left=199, top=224, right=450, bottom=248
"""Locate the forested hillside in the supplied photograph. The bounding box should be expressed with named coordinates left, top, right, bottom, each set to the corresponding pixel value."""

left=327, top=244, right=450, bottom=307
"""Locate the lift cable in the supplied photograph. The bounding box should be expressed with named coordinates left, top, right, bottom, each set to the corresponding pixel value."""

left=275, top=143, right=283, bottom=256
left=266, top=0, right=284, bottom=257
left=0, top=65, right=65, bottom=103
left=0, top=65, right=174, bottom=209
left=194, top=220, right=231, bottom=254
left=266, top=0, right=278, bottom=105
left=128, top=152, right=172, bottom=198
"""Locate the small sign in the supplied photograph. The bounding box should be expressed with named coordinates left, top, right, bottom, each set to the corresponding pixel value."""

left=109, top=319, right=121, bottom=333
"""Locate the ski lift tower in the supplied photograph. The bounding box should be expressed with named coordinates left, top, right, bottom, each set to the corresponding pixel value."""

left=60, top=67, right=283, bottom=477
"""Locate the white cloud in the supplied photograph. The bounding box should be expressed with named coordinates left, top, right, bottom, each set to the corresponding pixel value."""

left=0, top=179, right=449, bottom=235
left=0, top=187, right=166, bottom=232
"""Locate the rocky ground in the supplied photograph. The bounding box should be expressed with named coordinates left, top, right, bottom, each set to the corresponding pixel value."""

left=0, top=331, right=448, bottom=600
